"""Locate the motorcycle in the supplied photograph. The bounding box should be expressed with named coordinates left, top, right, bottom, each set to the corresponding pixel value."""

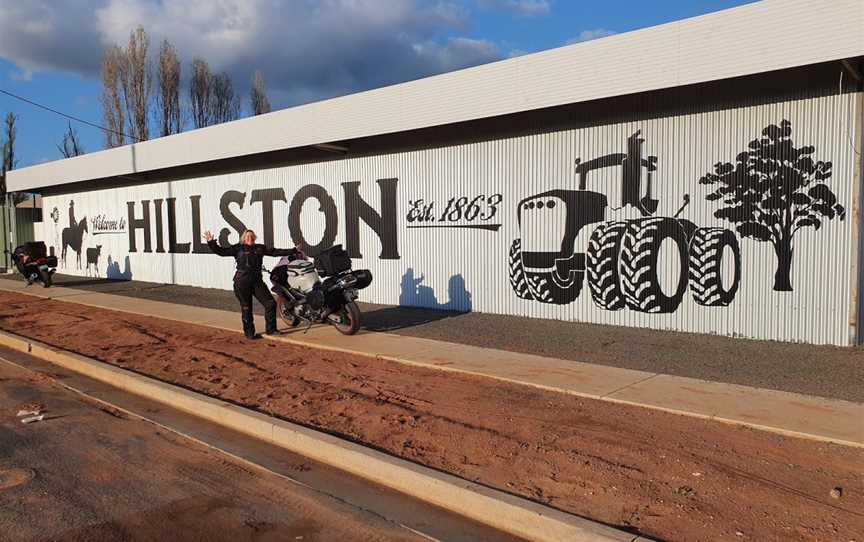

left=7, top=241, right=57, bottom=288
left=269, top=244, right=372, bottom=335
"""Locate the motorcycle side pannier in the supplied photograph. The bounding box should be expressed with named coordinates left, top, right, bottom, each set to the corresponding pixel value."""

left=315, top=244, right=352, bottom=276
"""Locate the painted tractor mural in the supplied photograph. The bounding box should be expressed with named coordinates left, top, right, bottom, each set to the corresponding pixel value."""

left=509, top=130, right=741, bottom=313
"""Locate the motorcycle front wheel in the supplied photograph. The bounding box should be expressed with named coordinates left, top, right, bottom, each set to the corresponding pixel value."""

left=275, top=295, right=300, bottom=328
left=329, top=301, right=360, bottom=335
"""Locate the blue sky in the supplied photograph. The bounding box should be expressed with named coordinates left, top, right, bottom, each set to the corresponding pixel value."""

left=0, top=0, right=755, bottom=169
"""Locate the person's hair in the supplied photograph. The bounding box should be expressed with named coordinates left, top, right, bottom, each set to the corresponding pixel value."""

left=241, top=229, right=256, bottom=238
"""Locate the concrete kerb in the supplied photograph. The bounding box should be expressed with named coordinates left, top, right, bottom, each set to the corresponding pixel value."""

left=0, top=329, right=645, bottom=542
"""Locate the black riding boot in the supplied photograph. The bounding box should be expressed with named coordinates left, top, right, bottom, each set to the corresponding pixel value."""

left=263, top=300, right=278, bottom=334
left=241, top=306, right=257, bottom=339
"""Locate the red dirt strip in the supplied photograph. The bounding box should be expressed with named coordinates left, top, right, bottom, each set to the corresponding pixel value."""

left=0, top=291, right=860, bottom=541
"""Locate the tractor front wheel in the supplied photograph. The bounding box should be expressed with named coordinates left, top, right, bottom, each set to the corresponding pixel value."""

left=508, top=238, right=583, bottom=305
left=508, top=239, right=534, bottom=300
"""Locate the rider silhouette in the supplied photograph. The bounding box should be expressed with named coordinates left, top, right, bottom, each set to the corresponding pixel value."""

left=68, top=201, right=76, bottom=230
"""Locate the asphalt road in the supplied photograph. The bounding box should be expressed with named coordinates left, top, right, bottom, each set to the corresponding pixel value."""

left=0, top=351, right=518, bottom=542
left=13, top=273, right=864, bottom=402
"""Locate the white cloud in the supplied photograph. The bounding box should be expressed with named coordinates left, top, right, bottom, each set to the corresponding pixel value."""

left=566, top=28, right=617, bottom=44
left=9, top=68, right=34, bottom=82
left=0, top=1, right=105, bottom=77
left=477, top=0, right=551, bottom=17
left=0, top=0, right=501, bottom=107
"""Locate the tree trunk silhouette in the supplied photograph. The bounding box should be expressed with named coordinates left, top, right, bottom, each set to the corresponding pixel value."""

left=772, top=239, right=794, bottom=292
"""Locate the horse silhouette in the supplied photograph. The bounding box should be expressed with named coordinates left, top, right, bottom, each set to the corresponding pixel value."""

left=61, top=217, right=88, bottom=269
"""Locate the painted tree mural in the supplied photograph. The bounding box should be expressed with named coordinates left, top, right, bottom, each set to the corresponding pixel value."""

left=700, top=120, right=845, bottom=291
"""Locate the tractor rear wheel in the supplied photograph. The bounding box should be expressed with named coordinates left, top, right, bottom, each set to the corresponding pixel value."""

left=619, top=217, right=688, bottom=313
left=689, top=227, right=741, bottom=306
left=586, top=221, right=627, bottom=310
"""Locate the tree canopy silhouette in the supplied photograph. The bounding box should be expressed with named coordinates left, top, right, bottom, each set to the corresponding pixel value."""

left=699, top=120, right=845, bottom=292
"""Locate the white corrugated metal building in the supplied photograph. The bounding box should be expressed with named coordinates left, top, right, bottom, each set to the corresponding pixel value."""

left=8, top=0, right=864, bottom=345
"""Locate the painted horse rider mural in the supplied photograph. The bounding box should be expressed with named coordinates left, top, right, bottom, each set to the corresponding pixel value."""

left=60, top=200, right=88, bottom=270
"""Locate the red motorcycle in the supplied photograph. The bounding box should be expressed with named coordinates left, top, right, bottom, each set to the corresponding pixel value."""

left=7, top=241, right=57, bottom=287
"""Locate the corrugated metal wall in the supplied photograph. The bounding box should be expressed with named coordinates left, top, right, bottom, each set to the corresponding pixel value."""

left=40, top=91, right=862, bottom=345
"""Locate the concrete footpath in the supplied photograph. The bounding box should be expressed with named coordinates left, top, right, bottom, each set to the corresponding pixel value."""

left=0, top=277, right=861, bottom=448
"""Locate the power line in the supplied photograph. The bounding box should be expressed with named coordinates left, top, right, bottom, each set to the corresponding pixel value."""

left=0, top=87, right=141, bottom=142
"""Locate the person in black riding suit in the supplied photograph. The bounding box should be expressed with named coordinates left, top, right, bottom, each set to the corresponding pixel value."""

left=12, top=248, right=38, bottom=284
left=203, top=228, right=300, bottom=340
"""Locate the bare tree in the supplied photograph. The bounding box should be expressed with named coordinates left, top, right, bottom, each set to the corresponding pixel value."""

left=1, top=112, right=16, bottom=174
left=0, top=112, right=19, bottom=197
left=189, top=57, right=213, bottom=129
left=250, top=70, right=271, bottom=115
left=57, top=122, right=85, bottom=158
left=156, top=39, right=182, bottom=136
left=119, top=26, right=152, bottom=142
left=210, top=71, right=241, bottom=124
left=100, top=45, right=126, bottom=148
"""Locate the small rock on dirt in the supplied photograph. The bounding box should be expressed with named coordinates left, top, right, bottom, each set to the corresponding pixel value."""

left=675, top=486, right=695, bottom=497
left=830, top=487, right=843, bottom=499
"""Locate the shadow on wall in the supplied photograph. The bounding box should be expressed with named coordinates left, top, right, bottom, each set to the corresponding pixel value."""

left=106, top=256, right=133, bottom=281
left=398, top=268, right=473, bottom=312
left=361, top=268, right=472, bottom=332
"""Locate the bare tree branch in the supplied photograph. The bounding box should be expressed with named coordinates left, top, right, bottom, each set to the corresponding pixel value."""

left=250, top=70, right=271, bottom=116
left=0, top=112, right=20, bottom=197
left=57, top=121, right=85, bottom=158
left=100, top=45, right=125, bottom=148
left=156, top=39, right=182, bottom=137
left=190, top=57, right=213, bottom=129
left=210, top=71, right=241, bottom=124
left=119, top=26, right=152, bottom=142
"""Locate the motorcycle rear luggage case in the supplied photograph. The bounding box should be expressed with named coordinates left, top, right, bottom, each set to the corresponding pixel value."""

left=24, top=241, right=47, bottom=259
left=315, top=244, right=352, bottom=275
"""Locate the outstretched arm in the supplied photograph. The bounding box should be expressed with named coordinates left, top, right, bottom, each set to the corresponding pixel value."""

left=203, top=230, right=234, bottom=257
left=263, top=245, right=300, bottom=258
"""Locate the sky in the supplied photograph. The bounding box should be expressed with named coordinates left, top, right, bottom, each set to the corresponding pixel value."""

left=0, top=0, right=756, bottom=168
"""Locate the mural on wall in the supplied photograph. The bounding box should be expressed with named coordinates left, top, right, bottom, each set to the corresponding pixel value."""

left=85, top=245, right=102, bottom=277
left=49, top=206, right=60, bottom=257
left=49, top=200, right=129, bottom=278
left=699, top=120, right=846, bottom=292
left=508, top=121, right=847, bottom=312
left=508, top=130, right=742, bottom=313
left=60, top=201, right=88, bottom=269
left=37, top=93, right=858, bottom=345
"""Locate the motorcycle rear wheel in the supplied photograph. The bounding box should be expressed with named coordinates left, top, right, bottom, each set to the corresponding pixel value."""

left=329, top=301, right=360, bottom=335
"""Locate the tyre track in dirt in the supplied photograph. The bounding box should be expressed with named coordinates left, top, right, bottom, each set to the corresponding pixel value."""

left=0, top=290, right=860, bottom=542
